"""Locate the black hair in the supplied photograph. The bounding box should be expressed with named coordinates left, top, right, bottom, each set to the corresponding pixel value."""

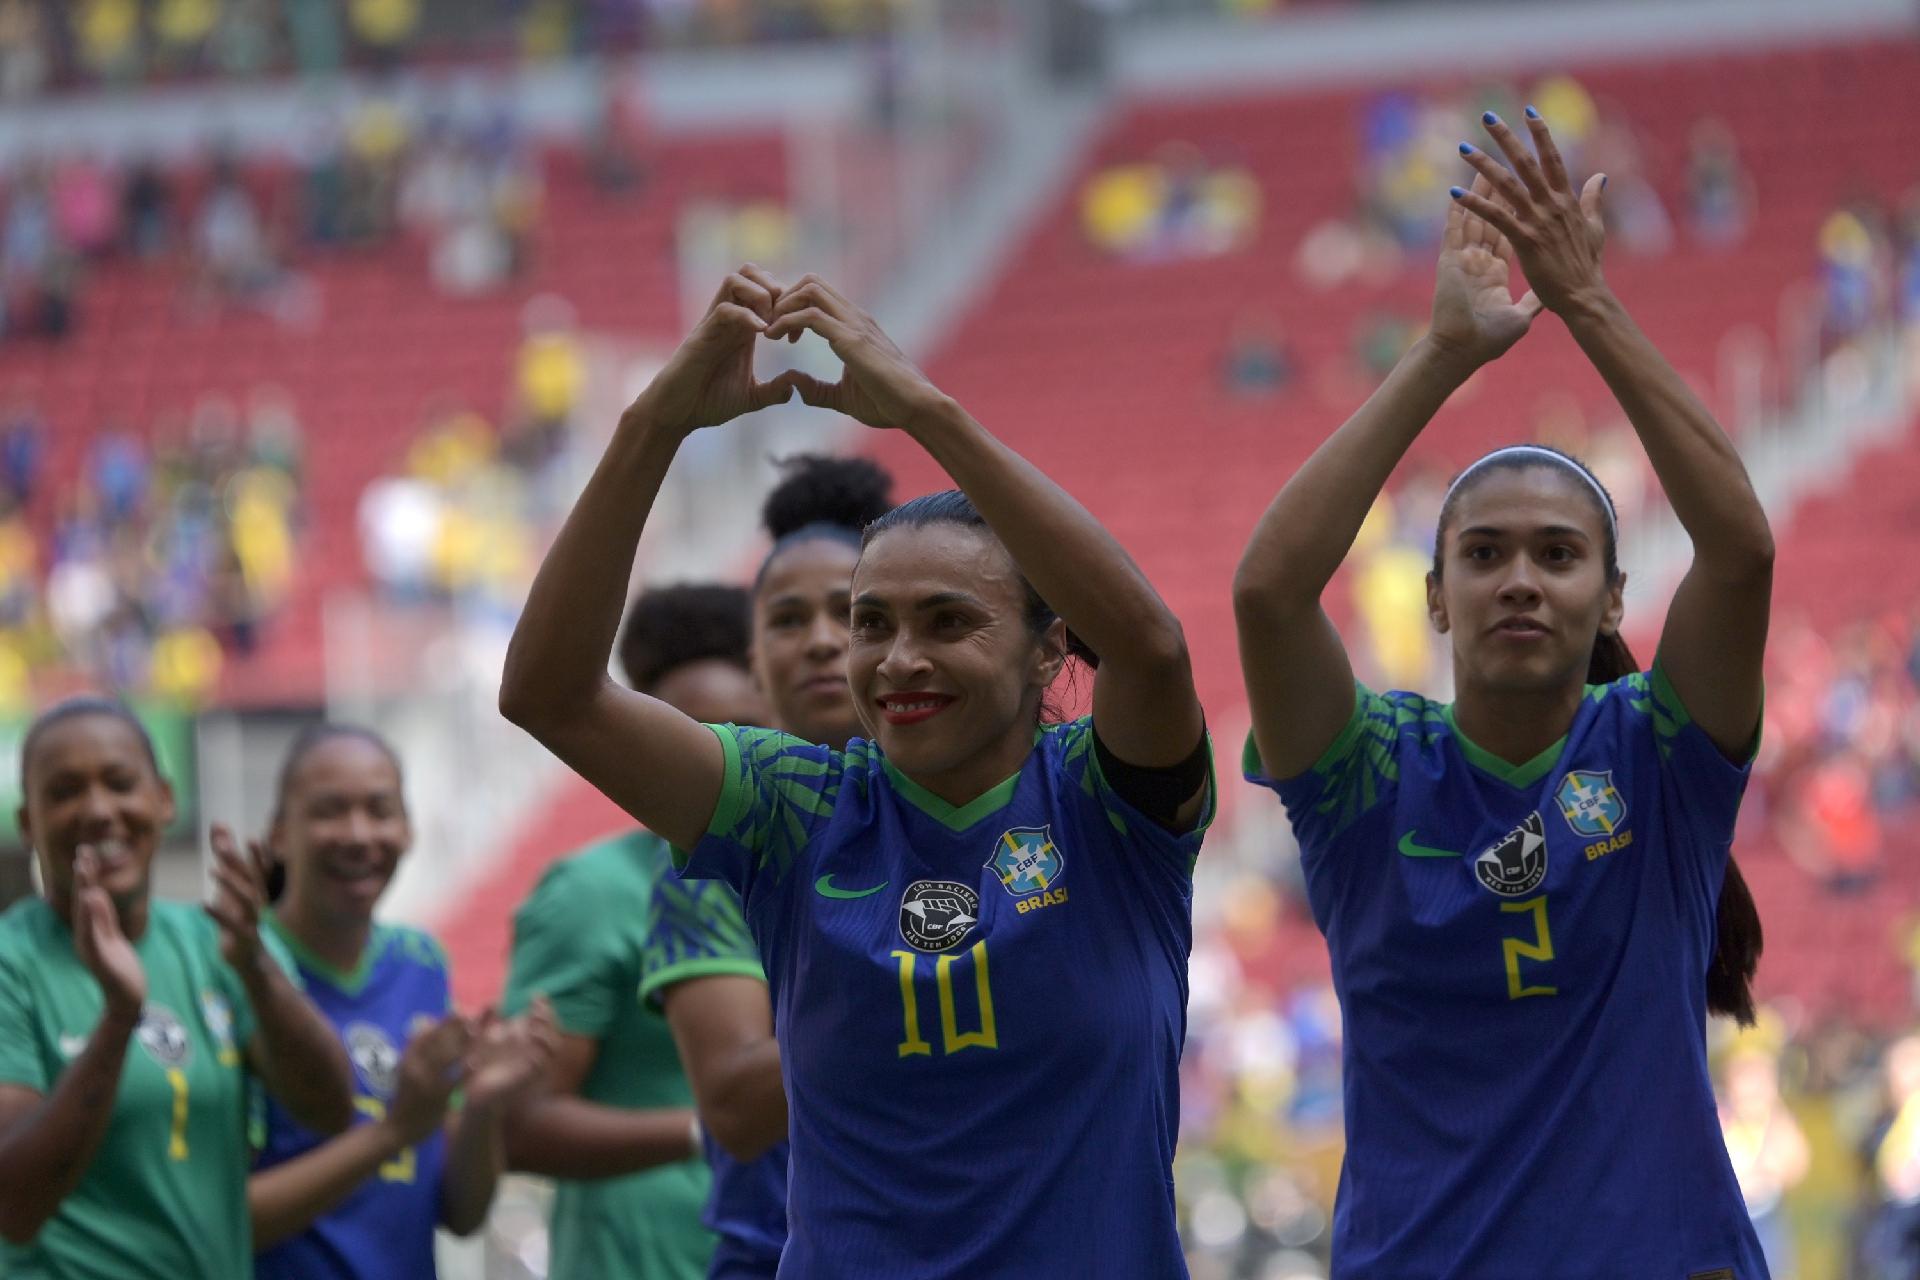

left=617, top=583, right=753, bottom=693
left=21, top=697, right=161, bottom=798
left=755, top=453, right=895, bottom=591
left=861, top=489, right=1097, bottom=721
left=1434, top=445, right=1762, bottom=1025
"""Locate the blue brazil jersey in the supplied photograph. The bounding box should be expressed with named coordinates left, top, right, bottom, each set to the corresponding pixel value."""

left=254, top=919, right=453, bottom=1280
left=677, top=717, right=1212, bottom=1279
left=640, top=848, right=789, bottom=1278
left=1245, top=664, right=1767, bottom=1280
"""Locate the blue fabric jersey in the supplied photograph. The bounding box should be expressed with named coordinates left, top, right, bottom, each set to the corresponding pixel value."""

left=254, top=919, right=453, bottom=1280
left=1245, top=664, right=1767, bottom=1280
left=639, top=852, right=788, bottom=1279
left=677, top=717, right=1210, bottom=1279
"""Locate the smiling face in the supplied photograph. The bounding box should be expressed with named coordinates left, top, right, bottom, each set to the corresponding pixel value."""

left=753, top=536, right=862, bottom=748
left=848, top=524, right=1063, bottom=799
left=19, top=712, right=174, bottom=917
left=271, top=734, right=411, bottom=929
left=1428, top=465, right=1625, bottom=698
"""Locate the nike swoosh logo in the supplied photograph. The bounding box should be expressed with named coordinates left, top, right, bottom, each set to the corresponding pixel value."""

left=815, top=875, right=888, bottom=900
left=1397, top=831, right=1462, bottom=859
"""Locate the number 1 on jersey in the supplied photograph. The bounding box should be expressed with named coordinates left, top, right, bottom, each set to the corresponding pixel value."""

left=1500, top=895, right=1558, bottom=1000
left=165, top=1068, right=189, bottom=1160
left=892, top=943, right=998, bottom=1057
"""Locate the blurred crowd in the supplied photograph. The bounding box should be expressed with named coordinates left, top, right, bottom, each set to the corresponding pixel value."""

left=0, top=386, right=301, bottom=710
left=0, top=91, right=551, bottom=347
left=356, top=299, right=585, bottom=620
left=0, top=0, right=918, bottom=94
left=1818, top=187, right=1920, bottom=355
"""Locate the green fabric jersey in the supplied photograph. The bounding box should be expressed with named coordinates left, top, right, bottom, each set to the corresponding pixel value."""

left=0, top=897, right=262, bottom=1280
left=502, top=831, right=714, bottom=1280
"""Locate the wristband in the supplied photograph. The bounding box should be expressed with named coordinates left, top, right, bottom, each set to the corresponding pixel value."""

left=689, top=1113, right=704, bottom=1159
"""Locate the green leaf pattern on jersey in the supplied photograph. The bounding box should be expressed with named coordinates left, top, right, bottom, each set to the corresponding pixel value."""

left=1059, top=723, right=1132, bottom=839
left=645, top=875, right=759, bottom=977
left=1310, top=689, right=1446, bottom=841
left=722, top=726, right=846, bottom=884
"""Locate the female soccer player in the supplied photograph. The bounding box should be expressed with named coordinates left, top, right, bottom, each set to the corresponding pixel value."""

left=0, top=697, right=353, bottom=1277
left=502, top=581, right=770, bottom=1280
left=641, top=453, right=894, bottom=1279
left=251, top=724, right=557, bottom=1280
left=1233, top=110, right=1771, bottom=1278
left=501, top=267, right=1212, bottom=1276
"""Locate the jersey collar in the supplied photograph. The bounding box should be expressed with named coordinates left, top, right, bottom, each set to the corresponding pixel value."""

left=881, top=756, right=1025, bottom=832
left=1440, top=703, right=1568, bottom=789
left=265, top=912, right=387, bottom=997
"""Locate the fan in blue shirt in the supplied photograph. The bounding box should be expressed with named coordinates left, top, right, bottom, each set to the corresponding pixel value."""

left=1233, top=111, right=1771, bottom=1279
left=503, top=268, right=1213, bottom=1278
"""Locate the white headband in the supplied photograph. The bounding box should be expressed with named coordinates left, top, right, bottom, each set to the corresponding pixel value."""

left=1442, top=445, right=1618, bottom=541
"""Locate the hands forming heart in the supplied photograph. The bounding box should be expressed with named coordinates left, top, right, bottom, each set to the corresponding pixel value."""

left=627, top=266, right=950, bottom=437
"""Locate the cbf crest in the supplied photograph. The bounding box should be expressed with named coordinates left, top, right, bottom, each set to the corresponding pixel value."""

left=1555, top=770, right=1627, bottom=838
left=987, top=826, right=1063, bottom=898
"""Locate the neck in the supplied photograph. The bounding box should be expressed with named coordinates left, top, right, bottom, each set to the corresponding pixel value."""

left=275, top=892, right=372, bottom=976
left=1450, top=675, right=1586, bottom=767
left=909, top=721, right=1036, bottom=809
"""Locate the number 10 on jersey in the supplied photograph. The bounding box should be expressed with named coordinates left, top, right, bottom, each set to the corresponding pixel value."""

left=891, top=943, right=999, bottom=1057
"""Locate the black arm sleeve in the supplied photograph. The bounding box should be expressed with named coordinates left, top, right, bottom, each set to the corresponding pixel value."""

left=1092, top=725, right=1209, bottom=831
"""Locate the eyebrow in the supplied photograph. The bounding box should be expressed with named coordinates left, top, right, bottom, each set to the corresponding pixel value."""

left=851, top=591, right=987, bottom=611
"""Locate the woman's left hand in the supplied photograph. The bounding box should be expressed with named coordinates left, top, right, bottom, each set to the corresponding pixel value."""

left=1452, top=109, right=1609, bottom=317
left=205, top=824, right=270, bottom=974
left=462, top=997, right=559, bottom=1113
left=764, top=276, right=948, bottom=432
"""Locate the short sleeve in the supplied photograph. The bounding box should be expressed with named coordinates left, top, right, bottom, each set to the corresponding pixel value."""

left=0, top=945, right=47, bottom=1090
left=1058, top=718, right=1213, bottom=877
left=1243, top=683, right=1406, bottom=857
left=638, top=876, right=764, bottom=1009
left=1643, top=659, right=1758, bottom=839
left=502, top=859, right=630, bottom=1036
left=674, top=723, right=845, bottom=905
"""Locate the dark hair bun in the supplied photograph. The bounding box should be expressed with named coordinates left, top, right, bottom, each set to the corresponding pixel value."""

left=761, top=454, right=894, bottom=541
left=618, top=582, right=753, bottom=692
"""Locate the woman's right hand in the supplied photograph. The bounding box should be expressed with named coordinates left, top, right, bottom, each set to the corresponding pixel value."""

left=384, top=1014, right=473, bottom=1146
left=1425, top=172, right=1544, bottom=373
left=72, top=847, right=145, bottom=1017
left=627, top=266, right=798, bottom=435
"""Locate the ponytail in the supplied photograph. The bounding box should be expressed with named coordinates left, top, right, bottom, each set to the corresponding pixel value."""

left=1591, top=631, right=1763, bottom=1026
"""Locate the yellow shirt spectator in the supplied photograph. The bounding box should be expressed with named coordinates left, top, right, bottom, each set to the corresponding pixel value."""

left=75, top=0, right=140, bottom=77
left=518, top=334, right=587, bottom=426
left=1082, top=165, right=1161, bottom=256
left=149, top=626, right=224, bottom=704
left=349, top=0, right=421, bottom=48
left=155, top=0, right=219, bottom=48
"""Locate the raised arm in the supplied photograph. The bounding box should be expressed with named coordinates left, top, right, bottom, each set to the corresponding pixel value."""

left=499, top=270, right=799, bottom=851
left=1457, top=111, right=1772, bottom=756
left=766, top=276, right=1201, bottom=774
left=207, top=827, right=352, bottom=1135
left=1233, top=174, right=1542, bottom=779
left=0, top=852, right=144, bottom=1245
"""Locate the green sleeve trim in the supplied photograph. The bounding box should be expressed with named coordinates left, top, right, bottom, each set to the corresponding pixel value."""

left=1245, top=683, right=1370, bottom=782
left=638, top=957, right=767, bottom=1007
left=675, top=722, right=752, bottom=871
left=1650, top=656, right=1764, bottom=764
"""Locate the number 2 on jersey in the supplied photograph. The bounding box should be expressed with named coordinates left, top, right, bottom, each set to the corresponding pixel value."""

left=892, top=943, right=999, bottom=1057
left=1500, top=896, right=1558, bottom=1000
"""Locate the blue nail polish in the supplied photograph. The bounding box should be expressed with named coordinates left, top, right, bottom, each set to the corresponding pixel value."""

left=1459, top=142, right=1473, bottom=156
left=1449, top=186, right=1466, bottom=199
left=1525, top=105, right=1540, bottom=120
left=1482, top=110, right=1498, bottom=126
left=1601, top=175, right=1609, bottom=190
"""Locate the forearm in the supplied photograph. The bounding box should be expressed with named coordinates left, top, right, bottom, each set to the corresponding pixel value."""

left=1235, top=337, right=1468, bottom=611
left=439, top=1104, right=508, bottom=1236
left=503, top=1095, right=697, bottom=1179
left=0, top=1011, right=137, bottom=1244
left=1561, top=288, right=1773, bottom=571
left=703, top=1039, right=787, bottom=1161
left=902, top=397, right=1183, bottom=671
left=501, top=412, right=682, bottom=726
left=248, top=1120, right=407, bottom=1249
left=243, top=960, right=353, bottom=1134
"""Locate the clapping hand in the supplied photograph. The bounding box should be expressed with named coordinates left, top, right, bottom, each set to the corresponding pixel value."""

left=204, top=824, right=272, bottom=975
left=72, top=846, right=145, bottom=1017
left=461, top=997, right=559, bottom=1114
left=1451, top=109, right=1609, bottom=319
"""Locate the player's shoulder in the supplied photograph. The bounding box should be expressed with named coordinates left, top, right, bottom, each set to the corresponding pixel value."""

left=0, top=893, right=55, bottom=958
left=148, top=897, right=224, bottom=954
left=528, top=829, right=664, bottom=904
left=374, top=921, right=450, bottom=978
